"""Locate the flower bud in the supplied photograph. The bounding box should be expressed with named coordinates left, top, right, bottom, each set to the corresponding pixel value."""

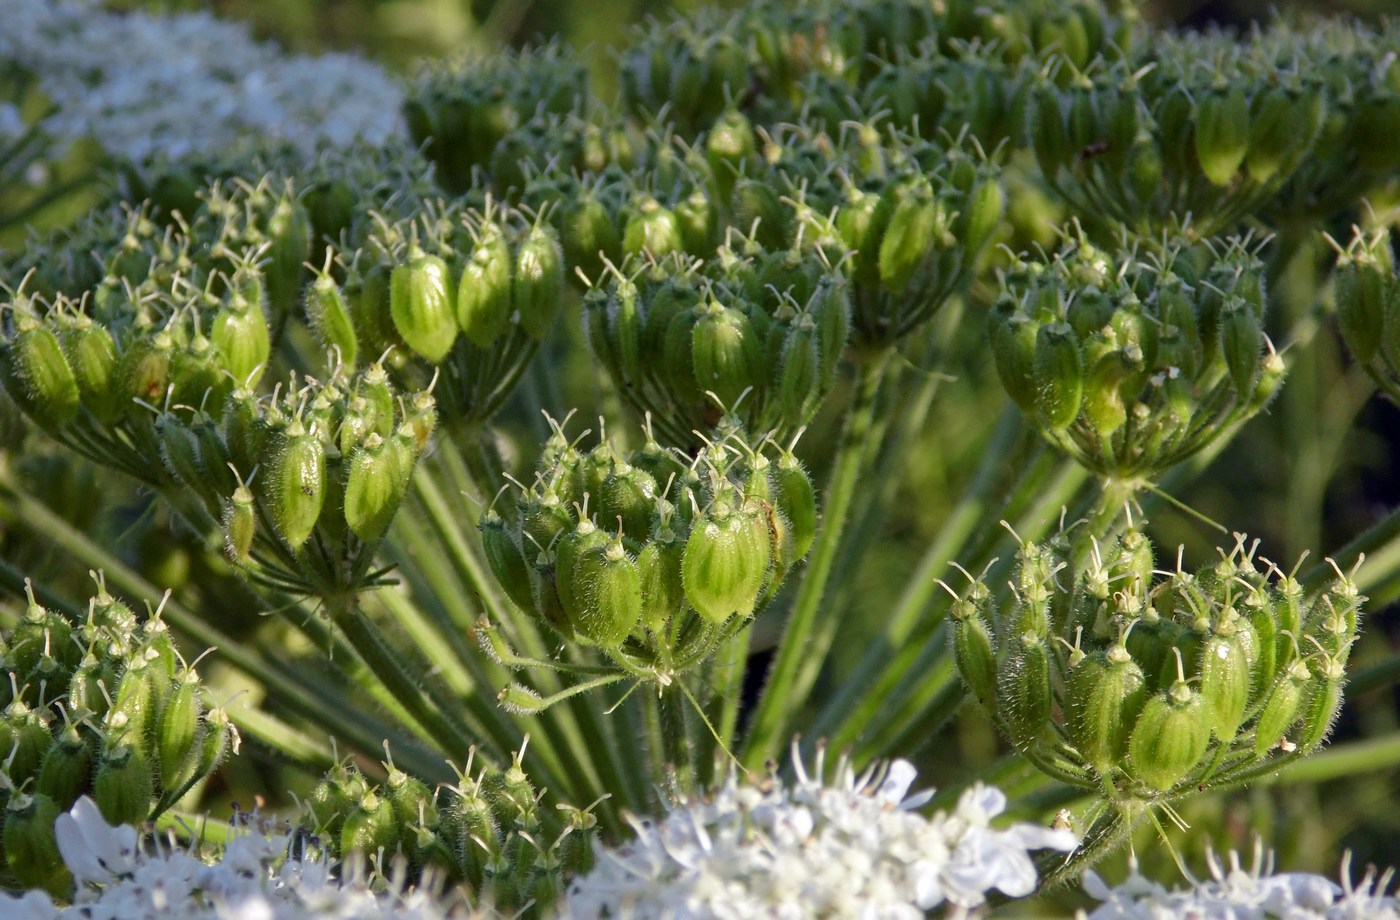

left=390, top=245, right=459, bottom=364
left=457, top=225, right=515, bottom=347
left=1194, top=84, right=1249, bottom=187
left=501, top=225, right=562, bottom=344
left=305, top=270, right=358, bottom=368
left=1067, top=643, right=1148, bottom=774
left=683, top=495, right=771, bottom=623
left=264, top=418, right=327, bottom=549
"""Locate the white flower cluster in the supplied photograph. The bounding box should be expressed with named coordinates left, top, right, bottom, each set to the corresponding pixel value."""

left=559, top=747, right=1078, bottom=919
left=1, top=796, right=492, bottom=920
left=1082, top=841, right=1400, bottom=920
left=0, top=0, right=403, bottom=165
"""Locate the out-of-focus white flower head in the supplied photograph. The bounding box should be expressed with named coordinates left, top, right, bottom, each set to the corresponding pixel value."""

left=0, top=0, right=403, bottom=167
left=559, top=742, right=1078, bottom=919
left=1082, top=839, right=1400, bottom=920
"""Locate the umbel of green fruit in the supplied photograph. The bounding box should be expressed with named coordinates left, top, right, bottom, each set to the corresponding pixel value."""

left=949, top=526, right=1360, bottom=804
left=480, top=417, right=816, bottom=680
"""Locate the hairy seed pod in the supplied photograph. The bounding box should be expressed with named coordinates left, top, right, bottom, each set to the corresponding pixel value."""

left=958, top=179, right=1005, bottom=260
left=1221, top=300, right=1263, bottom=397
left=555, top=520, right=610, bottom=623
left=837, top=188, right=893, bottom=289
left=623, top=198, right=684, bottom=260
left=4, top=793, right=71, bottom=897
left=732, top=179, right=790, bottom=251
left=156, top=673, right=203, bottom=792
left=341, top=791, right=399, bottom=858
left=877, top=183, right=937, bottom=294
left=563, top=194, right=622, bottom=283
left=1200, top=628, right=1251, bottom=740
left=1032, top=322, right=1083, bottom=430
left=598, top=462, right=659, bottom=544
left=2, top=704, right=51, bottom=781
left=1068, top=644, right=1148, bottom=774
left=223, top=484, right=256, bottom=562
left=568, top=535, right=643, bottom=647
left=6, top=319, right=80, bottom=426
left=515, top=225, right=565, bottom=341
left=950, top=595, right=997, bottom=709
left=1253, top=660, right=1310, bottom=758
left=809, top=276, right=851, bottom=387
left=1335, top=257, right=1387, bottom=365
left=998, top=631, right=1052, bottom=750
left=1128, top=678, right=1209, bottom=792
left=93, top=743, right=154, bottom=826
left=36, top=726, right=91, bottom=811
left=481, top=512, right=538, bottom=616
left=1244, top=87, right=1297, bottom=184
left=637, top=532, right=686, bottom=633
left=776, top=313, right=821, bottom=424
left=212, top=287, right=270, bottom=387
left=390, top=246, right=458, bottom=363
left=682, top=496, right=771, bottom=623
left=457, top=225, right=514, bottom=347
left=1297, top=655, right=1345, bottom=751
left=692, top=301, right=761, bottom=408
left=265, top=419, right=326, bottom=549
left=705, top=109, right=755, bottom=202
left=772, top=452, right=816, bottom=562
left=674, top=190, right=718, bottom=254
left=59, top=316, right=121, bottom=421
left=1195, top=84, right=1250, bottom=187
left=108, top=662, right=157, bottom=757
left=344, top=432, right=411, bottom=543
left=305, top=271, right=358, bottom=368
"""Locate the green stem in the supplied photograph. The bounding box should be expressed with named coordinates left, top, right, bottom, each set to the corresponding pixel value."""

left=660, top=688, right=694, bottom=792
left=1038, top=806, right=1137, bottom=891
left=741, top=349, right=893, bottom=769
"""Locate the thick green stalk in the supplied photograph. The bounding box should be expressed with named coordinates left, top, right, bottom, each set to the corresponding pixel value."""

left=659, top=688, right=694, bottom=792
left=741, top=349, right=893, bottom=769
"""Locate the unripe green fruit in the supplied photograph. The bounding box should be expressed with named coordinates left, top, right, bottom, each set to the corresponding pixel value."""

left=810, top=277, right=851, bottom=387
left=341, top=792, right=400, bottom=857
left=457, top=227, right=514, bottom=347
left=877, top=185, right=938, bottom=295
left=4, top=793, right=71, bottom=897
left=390, top=247, right=459, bottom=364
left=776, top=314, right=821, bottom=425
left=623, top=199, right=684, bottom=260
left=117, top=338, right=171, bottom=412
left=1068, top=645, right=1148, bottom=774
left=481, top=512, right=538, bottom=617
left=224, top=485, right=256, bottom=562
left=94, top=744, right=154, bottom=826
left=344, top=432, right=412, bottom=543
left=1128, top=680, right=1209, bottom=792
left=692, top=302, right=762, bottom=408
left=349, top=265, right=401, bottom=358
left=109, top=662, right=157, bottom=756
left=1253, top=660, right=1310, bottom=758
left=838, top=188, right=893, bottom=289
left=1032, top=322, right=1083, bottom=430
left=637, top=535, right=686, bottom=633
left=568, top=536, right=643, bottom=647
left=157, top=674, right=203, bottom=791
left=211, top=293, right=270, bottom=387
left=675, top=191, right=718, bottom=254
left=1245, top=88, right=1298, bottom=184
left=555, top=521, right=610, bottom=622
left=950, top=597, right=997, bottom=709
left=60, top=318, right=121, bottom=421
left=515, top=225, right=565, bottom=341
left=1, top=704, right=50, bottom=781
left=563, top=195, right=622, bottom=283
left=1221, top=301, right=1263, bottom=397
left=305, top=272, right=358, bottom=368
left=1030, top=84, right=1071, bottom=177
left=1298, top=656, right=1345, bottom=751
left=1335, top=259, right=1387, bottom=365
left=998, top=631, right=1052, bottom=750
left=1195, top=84, right=1250, bottom=187
left=1200, top=630, right=1251, bottom=740
left=37, top=727, right=92, bottom=811
left=265, top=420, right=327, bottom=549
left=682, top=498, right=771, bottom=623
left=772, top=453, right=817, bottom=562
left=7, top=321, right=80, bottom=426
left=989, top=305, right=1039, bottom=411
left=706, top=109, right=755, bottom=201
left=958, top=179, right=1005, bottom=259
left=732, top=179, right=791, bottom=252
left=598, top=463, right=659, bottom=543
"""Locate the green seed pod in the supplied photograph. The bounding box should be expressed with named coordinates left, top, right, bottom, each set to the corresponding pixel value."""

left=997, top=631, right=1052, bottom=751
left=682, top=496, right=771, bottom=623
left=59, top=316, right=122, bottom=421
left=776, top=313, right=821, bottom=424
left=481, top=511, right=538, bottom=616
left=562, top=194, right=622, bottom=283
left=692, top=301, right=762, bottom=408
left=341, top=791, right=400, bottom=857
left=390, top=246, right=459, bottom=364
left=732, top=179, right=791, bottom=252
left=555, top=520, right=610, bottom=622
left=674, top=190, right=718, bottom=255
left=706, top=109, right=755, bottom=202
left=623, top=198, right=684, bottom=260
left=1335, top=258, right=1387, bottom=365
left=223, top=484, right=256, bottom=562
left=637, top=531, right=686, bottom=633
left=772, top=452, right=816, bottom=562
left=108, top=662, right=157, bottom=756
left=957, top=179, right=1005, bottom=260
left=1032, top=322, right=1083, bottom=430
left=156, top=673, right=203, bottom=791
left=116, top=337, right=172, bottom=412
left=457, top=225, right=515, bottom=347
left=7, top=319, right=80, bottom=426
left=1245, top=87, right=1298, bottom=184
left=1127, top=677, right=1209, bottom=792
left=809, top=276, right=851, bottom=387
left=305, top=271, right=358, bottom=368
left=598, top=462, right=659, bottom=544
left=1297, top=655, right=1345, bottom=751
left=191, top=705, right=234, bottom=785
left=989, top=304, right=1039, bottom=412
left=36, top=725, right=92, bottom=810
left=344, top=432, right=411, bottom=543
left=949, top=594, right=997, bottom=709
left=1253, top=660, right=1310, bottom=758
left=838, top=188, right=893, bottom=290
left=1067, top=644, right=1148, bottom=774
left=1200, top=629, right=1251, bottom=740
left=349, top=264, right=400, bottom=358
left=567, top=534, right=643, bottom=647
left=1220, top=301, right=1263, bottom=397
left=1195, top=84, right=1250, bottom=187
left=515, top=225, right=565, bottom=341
left=93, top=743, right=154, bottom=826
left=306, top=763, right=367, bottom=841
left=1029, top=84, right=1071, bottom=178
left=877, top=183, right=938, bottom=295
left=4, top=792, right=71, bottom=898
left=265, top=419, right=327, bottom=549
left=212, top=288, right=271, bottom=387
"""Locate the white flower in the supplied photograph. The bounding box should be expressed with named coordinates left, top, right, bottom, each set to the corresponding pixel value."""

left=558, top=743, right=1077, bottom=919
left=54, top=795, right=140, bottom=884
left=1081, top=841, right=1400, bottom=920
